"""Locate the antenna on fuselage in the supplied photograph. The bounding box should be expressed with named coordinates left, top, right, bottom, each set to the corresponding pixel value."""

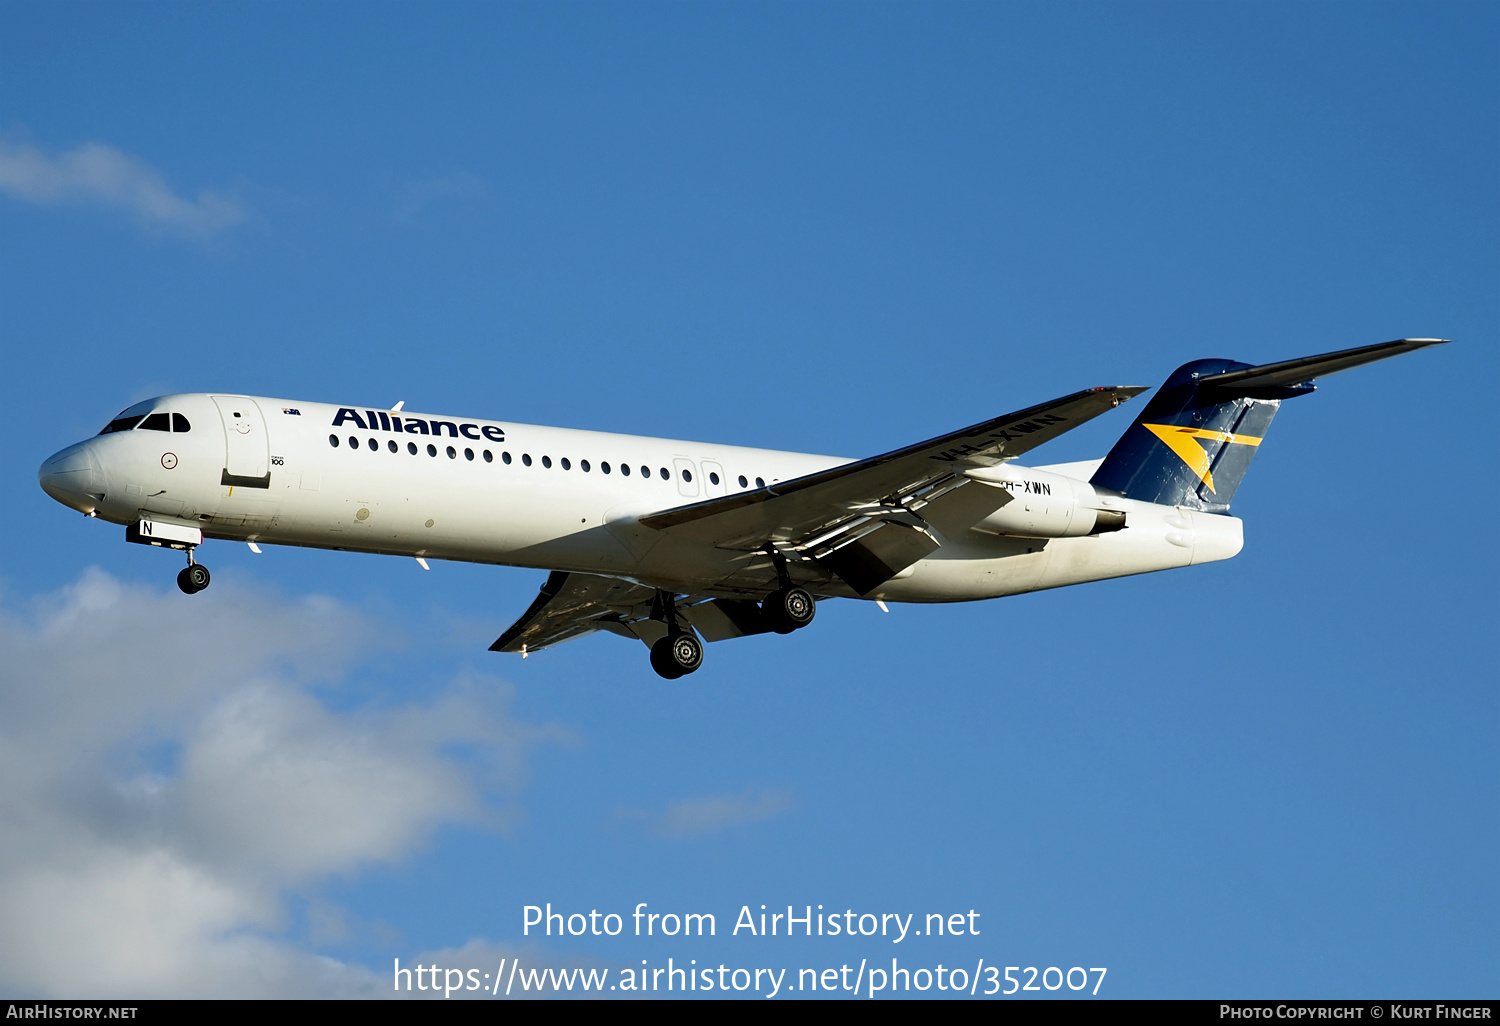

left=391, top=400, right=405, bottom=411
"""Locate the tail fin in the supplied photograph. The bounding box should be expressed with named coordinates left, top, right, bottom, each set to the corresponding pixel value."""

left=1091, top=338, right=1446, bottom=512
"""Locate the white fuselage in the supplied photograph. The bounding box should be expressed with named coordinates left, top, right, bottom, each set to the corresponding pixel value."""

left=39, top=393, right=1243, bottom=603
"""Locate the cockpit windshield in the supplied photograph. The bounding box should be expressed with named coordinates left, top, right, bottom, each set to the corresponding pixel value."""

left=100, top=415, right=146, bottom=434
left=98, top=406, right=191, bottom=435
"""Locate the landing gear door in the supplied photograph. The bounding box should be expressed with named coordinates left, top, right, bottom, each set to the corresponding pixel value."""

left=212, top=396, right=271, bottom=488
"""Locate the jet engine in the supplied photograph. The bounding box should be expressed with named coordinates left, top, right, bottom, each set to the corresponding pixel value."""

left=957, top=466, right=1126, bottom=539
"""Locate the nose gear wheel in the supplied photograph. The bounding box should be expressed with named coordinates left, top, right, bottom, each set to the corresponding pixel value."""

left=178, top=564, right=211, bottom=594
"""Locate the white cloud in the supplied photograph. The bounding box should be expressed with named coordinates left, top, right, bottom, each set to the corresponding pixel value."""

left=0, top=138, right=246, bottom=238
left=0, top=569, right=558, bottom=997
left=620, top=788, right=792, bottom=839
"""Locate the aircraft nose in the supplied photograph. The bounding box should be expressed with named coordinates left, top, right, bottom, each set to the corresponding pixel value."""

left=39, top=443, right=104, bottom=512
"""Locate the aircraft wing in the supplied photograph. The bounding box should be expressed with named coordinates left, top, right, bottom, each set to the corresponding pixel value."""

left=493, top=387, right=1146, bottom=650
left=489, top=571, right=657, bottom=653
left=639, top=385, right=1146, bottom=594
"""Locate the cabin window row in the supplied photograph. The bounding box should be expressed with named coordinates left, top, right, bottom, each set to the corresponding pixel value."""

left=327, top=434, right=767, bottom=488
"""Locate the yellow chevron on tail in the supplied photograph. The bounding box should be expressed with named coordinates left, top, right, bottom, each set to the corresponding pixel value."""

left=1141, top=424, right=1263, bottom=493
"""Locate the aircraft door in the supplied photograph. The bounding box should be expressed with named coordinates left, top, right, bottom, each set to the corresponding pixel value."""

left=701, top=459, right=726, bottom=498
left=212, top=396, right=271, bottom=487
left=672, top=457, right=699, bottom=498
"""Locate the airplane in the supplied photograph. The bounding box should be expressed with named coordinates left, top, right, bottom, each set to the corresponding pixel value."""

left=38, top=338, right=1444, bottom=678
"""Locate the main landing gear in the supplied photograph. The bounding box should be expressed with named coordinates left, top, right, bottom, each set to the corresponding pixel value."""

left=650, top=632, right=703, bottom=679
left=649, top=591, right=703, bottom=679
left=177, top=551, right=211, bottom=595
left=760, top=546, right=815, bottom=634
left=644, top=551, right=818, bottom=679
left=762, top=585, right=815, bottom=634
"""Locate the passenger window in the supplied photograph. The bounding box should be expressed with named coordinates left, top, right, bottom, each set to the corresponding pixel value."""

left=446, top=446, right=457, bottom=459
left=428, top=444, right=438, bottom=457
left=388, top=440, right=398, bottom=453
left=561, top=457, right=571, bottom=470
left=602, top=462, right=611, bottom=474
left=756, top=477, right=765, bottom=488
left=140, top=413, right=170, bottom=431
left=659, top=467, right=668, bottom=480
left=464, top=448, right=474, bottom=461
left=329, top=434, right=340, bottom=447
left=368, top=438, right=378, bottom=451
left=738, top=475, right=748, bottom=488
left=408, top=442, right=418, bottom=455
left=483, top=450, right=493, bottom=463
left=621, top=464, right=630, bottom=476
left=348, top=436, right=359, bottom=449
left=503, top=451, right=513, bottom=464
left=522, top=454, right=532, bottom=466
left=172, top=413, right=191, bottom=432
left=709, top=472, right=720, bottom=485
left=681, top=469, right=692, bottom=483
left=100, top=415, right=146, bottom=434
left=581, top=460, right=590, bottom=472
left=542, top=455, right=552, bottom=468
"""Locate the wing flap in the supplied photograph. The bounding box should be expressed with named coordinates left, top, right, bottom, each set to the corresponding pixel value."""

left=490, top=571, right=657, bottom=653
left=822, top=521, right=941, bottom=596
left=916, top=478, right=1014, bottom=539
left=680, top=599, right=772, bottom=642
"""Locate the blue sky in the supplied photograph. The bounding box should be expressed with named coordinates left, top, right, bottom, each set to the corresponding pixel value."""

left=1, top=1, right=1495, bottom=999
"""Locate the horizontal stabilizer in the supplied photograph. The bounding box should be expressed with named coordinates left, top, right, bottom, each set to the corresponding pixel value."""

left=1092, top=337, right=1447, bottom=512
left=1199, top=338, right=1447, bottom=395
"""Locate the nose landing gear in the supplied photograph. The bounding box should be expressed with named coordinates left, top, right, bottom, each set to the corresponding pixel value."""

left=124, top=518, right=211, bottom=595
left=177, top=552, right=211, bottom=594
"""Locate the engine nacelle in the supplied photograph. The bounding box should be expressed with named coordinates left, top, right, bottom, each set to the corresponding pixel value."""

left=962, top=466, right=1126, bottom=539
